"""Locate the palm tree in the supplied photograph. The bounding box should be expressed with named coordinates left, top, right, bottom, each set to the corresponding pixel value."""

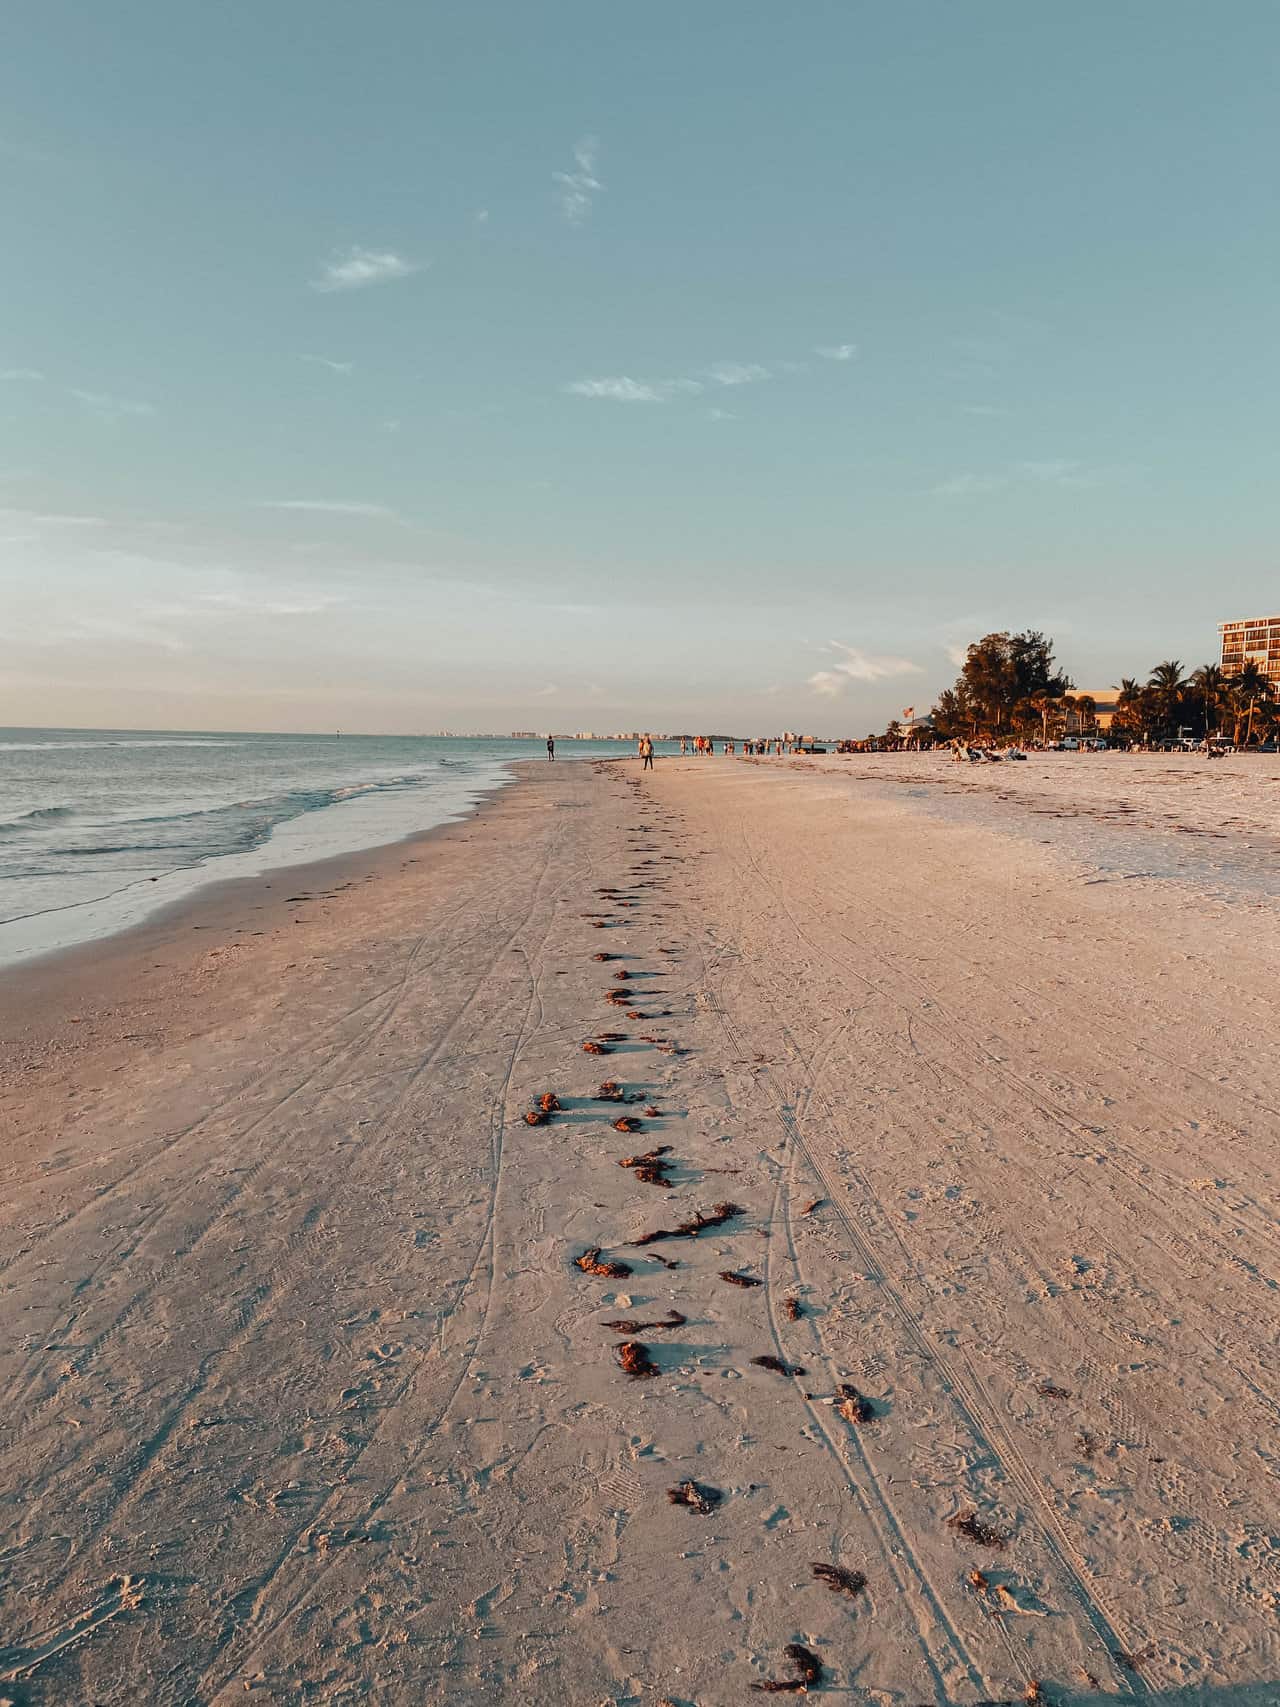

left=1189, top=663, right=1228, bottom=738
left=1148, top=659, right=1186, bottom=735
left=1110, top=677, right=1147, bottom=745
left=1231, top=661, right=1269, bottom=745
left=1258, top=698, right=1280, bottom=743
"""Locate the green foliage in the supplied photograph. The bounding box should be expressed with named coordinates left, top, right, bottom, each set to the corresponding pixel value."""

left=933, top=630, right=1278, bottom=746
left=931, top=631, right=1070, bottom=739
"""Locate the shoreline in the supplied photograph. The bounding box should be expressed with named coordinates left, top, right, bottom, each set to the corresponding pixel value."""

left=0, top=760, right=573, bottom=1093
left=0, top=763, right=514, bottom=984
left=0, top=759, right=522, bottom=975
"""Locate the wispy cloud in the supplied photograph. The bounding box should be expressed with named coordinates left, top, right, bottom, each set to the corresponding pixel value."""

left=260, top=499, right=398, bottom=518
left=0, top=367, right=44, bottom=381
left=707, top=407, right=735, bottom=421
left=474, top=208, right=490, bottom=225
left=1015, top=458, right=1106, bottom=488
left=0, top=505, right=106, bottom=527
left=705, top=362, right=770, bottom=387
left=554, top=136, right=602, bottom=224
left=815, top=344, right=857, bottom=362
left=809, top=673, right=844, bottom=697
left=562, top=353, right=808, bottom=405
left=532, top=683, right=558, bottom=697
left=300, top=353, right=354, bottom=375
left=32, top=612, right=192, bottom=654
left=310, top=247, right=420, bottom=293
left=931, top=472, right=1009, bottom=497
left=196, top=588, right=346, bottom=618
left=933, top=459, right=1124, bottom=497
left=564, top=377, right=664, bottom=403
left=71, top=389, right=156, bottom=421
left=809, top=642, right=922, bottom=697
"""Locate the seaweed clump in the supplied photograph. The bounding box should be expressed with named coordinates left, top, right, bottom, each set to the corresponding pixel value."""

left=836, top=1383, right=873, bottom=1424
left=603, top=1310, right=686, bottom=1334
left=616, top=1341, right=660, bottom=1379
left=752, top=1355, right=806, bottom=1378
left=667, top=1480, right=722, bottom=1514
left=619, top=1146, right=674, bottom=1188
left=946, top=1510, right=1009, bottom=1550
left=811, top=1562, right=866, bottom=1598
left=752, top=1644, right=824, bottom=1693
left=631, top=1202, right=743, bottom=1246
left=574, top=1247, right=632, bottom=1279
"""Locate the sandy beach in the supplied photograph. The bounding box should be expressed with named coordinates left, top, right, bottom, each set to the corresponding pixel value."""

left=2, top=753, right=1279, bottom=1706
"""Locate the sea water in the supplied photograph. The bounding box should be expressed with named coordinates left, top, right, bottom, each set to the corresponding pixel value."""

left=0, top=728, right=664, bottom=967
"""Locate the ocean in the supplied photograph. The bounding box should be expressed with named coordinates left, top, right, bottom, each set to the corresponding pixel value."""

left=0, top=728, right=667, bottom=968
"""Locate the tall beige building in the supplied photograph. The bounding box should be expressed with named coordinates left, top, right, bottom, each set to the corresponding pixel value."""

left=1219, top=615, right=1280, bottom=688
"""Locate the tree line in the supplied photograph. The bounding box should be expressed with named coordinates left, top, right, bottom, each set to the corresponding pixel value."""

left=923, top=631, right=1279, bottom=746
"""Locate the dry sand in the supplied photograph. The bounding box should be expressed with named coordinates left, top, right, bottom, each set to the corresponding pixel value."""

left=2, top=753, right=1279, bottom=1705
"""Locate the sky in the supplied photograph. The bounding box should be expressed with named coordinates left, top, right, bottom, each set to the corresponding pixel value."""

left=3, top=0, right=1278, bottom=735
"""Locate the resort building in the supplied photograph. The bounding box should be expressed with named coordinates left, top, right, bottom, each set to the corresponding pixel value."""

left=1070, top=692, right=1118, bottom=733
left=1219, top=615, right=1280, bottom=688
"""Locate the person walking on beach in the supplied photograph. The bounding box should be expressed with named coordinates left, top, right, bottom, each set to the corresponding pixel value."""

left=546, top=735, right=555, bottom=761
left=640, top=734, right=655, bottom=770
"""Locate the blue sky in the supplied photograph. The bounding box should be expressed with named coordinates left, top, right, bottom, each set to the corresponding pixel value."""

left=3, top=1, right=1278, bottom=733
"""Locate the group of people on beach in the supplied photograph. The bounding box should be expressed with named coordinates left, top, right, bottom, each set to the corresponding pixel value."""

left=676, top=736, right=798, bottom=758
left=550, top=734, right=798, bottom=766
left=950, top=739, right=1027, bottom=764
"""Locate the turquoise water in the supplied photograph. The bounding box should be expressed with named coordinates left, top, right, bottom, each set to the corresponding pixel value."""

left=0, top=728, right=666, bottom=965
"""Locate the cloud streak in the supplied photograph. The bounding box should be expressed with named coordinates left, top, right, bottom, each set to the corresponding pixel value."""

left=554, top=136, right=602, bottom=224
left=0, top=505, right=106, bottom=528
left=809, top=642, right=922, bottom=697
left=705, top=362, right=770, bottom=387
left=563, top=347, right=855, bottom=405
left=196, top=588, right=347, bottom=618
left=931, top=472, right=1009, bottom=497
left=310, top=247, right=420, bottom=293
left=71, top=389, right=156, bottom=421
left=260, top=500, right=398, bottom=518
left=564, top=377, right=663, bottom=403
left=932, top=459, right=1125, bottom=497
left=564, top=361, right=774, bottom=403
left=300, top=354, right=354, bottom=375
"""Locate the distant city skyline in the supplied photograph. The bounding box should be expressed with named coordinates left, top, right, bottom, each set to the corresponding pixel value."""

left=4, top=2, right=1278, bottom=734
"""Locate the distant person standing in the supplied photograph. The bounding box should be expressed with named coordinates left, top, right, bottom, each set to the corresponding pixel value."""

left=546, top=735, right=555, bottom=761
left=640, top=734, right=655, bottom=770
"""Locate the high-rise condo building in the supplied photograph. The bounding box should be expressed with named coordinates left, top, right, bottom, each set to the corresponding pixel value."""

left=1219, top=615, right=1280, bottom=688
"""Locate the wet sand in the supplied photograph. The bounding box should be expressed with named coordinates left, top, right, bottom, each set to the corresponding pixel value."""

left=2, top=755, right=1278, bottom=1704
